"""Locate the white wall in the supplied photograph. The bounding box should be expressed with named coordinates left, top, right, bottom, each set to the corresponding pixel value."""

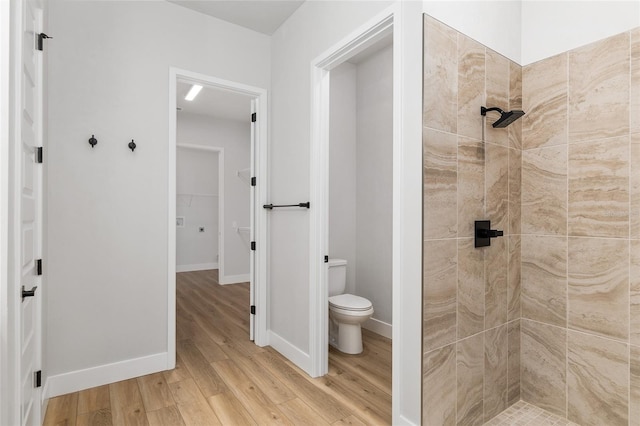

left=423, top=1, right=522, bottom=63
left=177, top=113, right=251, bottom=280
left=269, top=0, right=393, bottom=363
left=176, top=148, right=219, bottom=271
left=356, top=45, right=393, bottom=328
left=46, top=0, right=269, bottom=390
left=329, top=62, right=357, bottom=296
left=521, top=0, right=640, bottom=65
left=422, top=1, right=640, bottom=66
left=330, top=46, right=394, bottom=329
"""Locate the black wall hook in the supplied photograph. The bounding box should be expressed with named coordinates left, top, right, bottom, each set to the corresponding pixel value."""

left=88, top=135, right=97, bottom=148
left=128, top=139, right=136, bottom=152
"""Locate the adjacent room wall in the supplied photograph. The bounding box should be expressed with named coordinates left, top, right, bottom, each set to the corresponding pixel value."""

left=176, top=148, right=219, bottom=272
left=177, top=112, right=251, bottom=282
left=46, top=0, right=269, bottom=394
left=329, top=62, right=357, bottom=296
left=356, top=44, right=393, bottom=331
left=422, top=15, right=522, bottom=424
left=519, top=27, right=640, bottom=425
left=329, top=45, right=393, bottom=334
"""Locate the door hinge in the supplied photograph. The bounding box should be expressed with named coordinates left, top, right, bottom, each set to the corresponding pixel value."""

left=251, top=241, right=256, bottom=251
left=251, top=112, right=257, bottom=122
left=36, top=147, right=43, bottom=164
left=34, top=370, right=42, bottom=388
left=250, top=305, right=256, bottom=315
left=36, top=259, right=42, bottom=276
left=251, top=177, right=256, bottom=186
left=37, top=33, right=52, bottom=51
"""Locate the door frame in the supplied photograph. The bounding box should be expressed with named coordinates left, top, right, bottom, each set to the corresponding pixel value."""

left=176, top=144, right=224, bottom=276
left=168, top=68, right=269, bottom=369
left=309, top=3, right=423, bottom=424
left=0, top=1, right=16, bottom=424
left=2, top=0, right=46, bottom=424
left=309, top=6, right=393, bottom=379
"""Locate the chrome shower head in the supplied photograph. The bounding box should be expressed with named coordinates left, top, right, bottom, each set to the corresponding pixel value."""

left=481, top=106, right=525, bottom=128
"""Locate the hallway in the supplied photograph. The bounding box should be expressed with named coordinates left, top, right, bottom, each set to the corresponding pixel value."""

left=43, top=270, right=392, bottom=425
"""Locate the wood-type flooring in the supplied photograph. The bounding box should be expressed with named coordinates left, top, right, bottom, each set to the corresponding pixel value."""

left=43, top=270, right=392, bottom=425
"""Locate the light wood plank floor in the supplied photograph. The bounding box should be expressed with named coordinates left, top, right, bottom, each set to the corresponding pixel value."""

left=44, top=270, right=392, bottom=425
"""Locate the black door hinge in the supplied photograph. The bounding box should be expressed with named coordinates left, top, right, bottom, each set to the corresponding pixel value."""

left=251, top=112, right=257, bottom=122
left=37, top=33, right=52, bottom=51
left=36, top=147, right=43, bottom=163
left=250, top=305, right=256, bottom=315
left=324, top=255, right=329, bottom=263
left=36, top=259, right=42, bottom=276
left=34, top=370, right=42, bottom=388
left=251, top=177, right=256, bottom=186
left=251, top=241, right=256, bottom=251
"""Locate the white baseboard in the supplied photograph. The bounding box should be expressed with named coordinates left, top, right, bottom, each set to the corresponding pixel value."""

left=219, top=273, right=250, bottom=285
left=176, top=262, right=218, bottom=273
left=267, top=330, right=311, bottom=375
left=363, top=317, right=392, bottom=339
left=46, top=352, right=168, bottom=398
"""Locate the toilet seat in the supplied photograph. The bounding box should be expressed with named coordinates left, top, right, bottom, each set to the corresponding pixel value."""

left=329, top=294, right=372, bottom=311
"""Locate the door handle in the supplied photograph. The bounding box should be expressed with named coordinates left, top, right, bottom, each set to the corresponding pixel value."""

left=21, top=286, right=37, bottom=301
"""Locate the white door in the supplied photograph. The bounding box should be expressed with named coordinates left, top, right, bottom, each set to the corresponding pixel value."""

left=17, top=0, right=44, bottom=424
left=249, top=102, right=256, bottom=341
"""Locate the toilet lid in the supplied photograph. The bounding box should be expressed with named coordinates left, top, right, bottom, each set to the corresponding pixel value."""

left=329, top=294, right=372, bottom=311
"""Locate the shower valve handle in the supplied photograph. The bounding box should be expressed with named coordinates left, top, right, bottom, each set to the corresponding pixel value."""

left=474, top=220, right=503, bottom=248
left=477, top=229, right=503, bottom=238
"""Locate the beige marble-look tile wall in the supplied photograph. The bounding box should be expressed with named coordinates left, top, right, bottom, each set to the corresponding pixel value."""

left=520, top=27, right=640, bottom=426
left=422, top=15, right=522, bottom=425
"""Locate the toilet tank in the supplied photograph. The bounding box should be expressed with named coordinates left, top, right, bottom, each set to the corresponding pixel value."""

left=327, top=258, right=347, bottom=297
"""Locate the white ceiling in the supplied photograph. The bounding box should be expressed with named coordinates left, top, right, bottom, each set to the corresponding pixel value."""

left=177, top=81, right=252, bottom=121
left=166, top=0, right=305, bottom=35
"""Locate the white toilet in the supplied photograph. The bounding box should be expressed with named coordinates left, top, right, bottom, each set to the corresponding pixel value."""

left=327, top=258, right=374, bottom=354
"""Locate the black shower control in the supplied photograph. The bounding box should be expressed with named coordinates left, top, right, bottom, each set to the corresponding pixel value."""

left=477, top=229, right=503, bottom=238
left=475, top=220, right=503, bottom=248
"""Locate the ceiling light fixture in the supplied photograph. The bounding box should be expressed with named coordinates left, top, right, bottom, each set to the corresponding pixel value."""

left=184, top=84, right=203, bottom=101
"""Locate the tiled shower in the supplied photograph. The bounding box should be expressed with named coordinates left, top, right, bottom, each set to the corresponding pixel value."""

left=422, top=14, right=640, bottom=426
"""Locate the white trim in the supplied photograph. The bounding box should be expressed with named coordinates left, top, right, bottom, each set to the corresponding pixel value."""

left=309, top=4, right=394, bottom=377
left=0, top=0, right=13, bottom=424
left=363, top=318, right=393, bottom=340
left=267, top=331, right=311, bottom=373
left=169, top=69, right=270, bottom=373
left=398, top=415, right=420, bottom=426
left=40, top=383, right=49, bottom=417
left=46, top=352, right=168, bottom=398
left=168, top=70, right=178, bottom=371
left=176, top=263, right=219, bottom=273
left=219, top=273, right=250, bottom=285
left=309, top=3, right=422, bottom=424
left=392, top=3, right=423, bottom=425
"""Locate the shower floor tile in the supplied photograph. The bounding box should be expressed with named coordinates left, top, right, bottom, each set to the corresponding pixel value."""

left=483, top=401, right=580, bottom=426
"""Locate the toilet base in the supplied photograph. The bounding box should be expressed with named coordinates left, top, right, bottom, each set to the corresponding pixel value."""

left=332, top=322, right=363, bottom=355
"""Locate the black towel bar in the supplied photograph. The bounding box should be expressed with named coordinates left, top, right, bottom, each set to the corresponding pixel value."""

left=263, top=202, right=310, bottom=210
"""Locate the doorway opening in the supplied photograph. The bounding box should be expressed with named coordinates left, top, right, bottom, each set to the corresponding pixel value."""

left=168, top=69, right=269, bottom=369
left=309, top=8, right=395, bottom=418
left=176, top=144, right=224, bottom=276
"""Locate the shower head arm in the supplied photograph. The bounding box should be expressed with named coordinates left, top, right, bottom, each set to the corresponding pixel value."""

left=480, top=106, right=505, bottom=116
